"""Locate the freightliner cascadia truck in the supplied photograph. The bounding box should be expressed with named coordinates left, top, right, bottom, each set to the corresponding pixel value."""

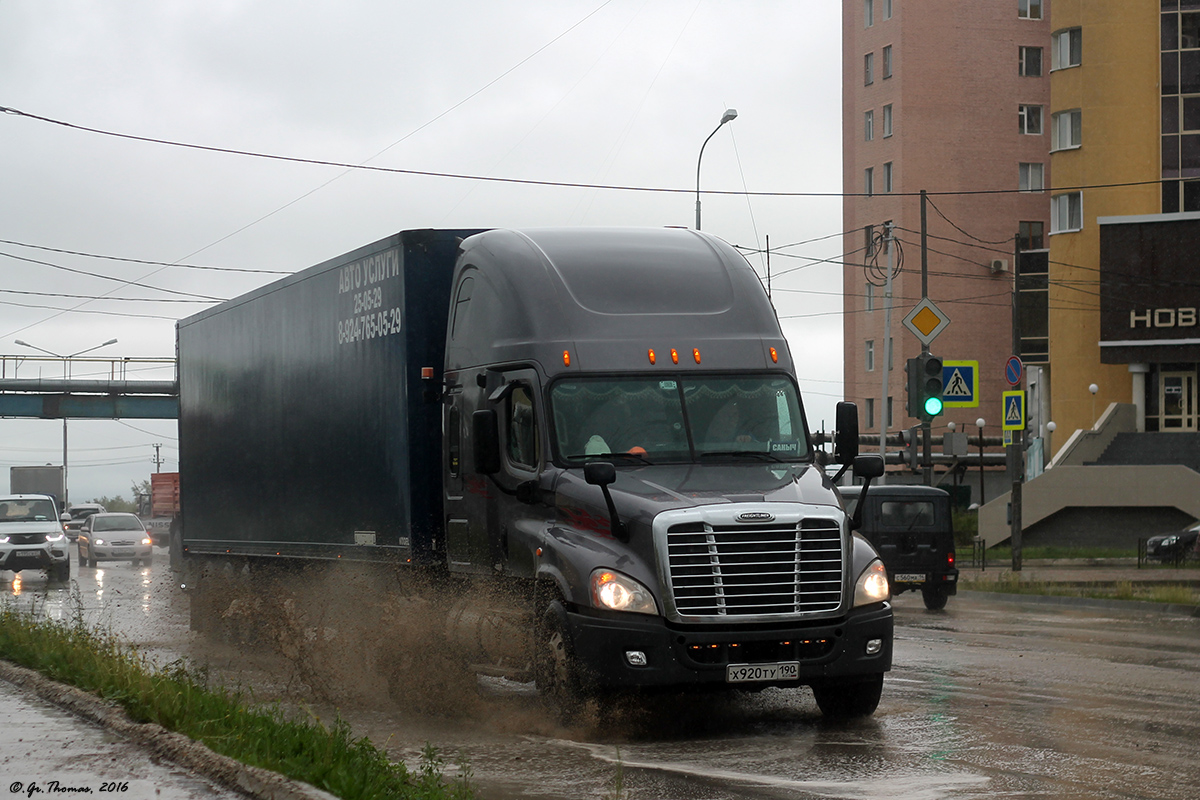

left=173, top=227, right=892, bottom=718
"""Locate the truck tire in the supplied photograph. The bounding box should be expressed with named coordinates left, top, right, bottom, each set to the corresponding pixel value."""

left=811, top=673, right=884, bottom=719
left=922, top=587, right=949, bottom=611
left=535, top=602, right=584, bottom=722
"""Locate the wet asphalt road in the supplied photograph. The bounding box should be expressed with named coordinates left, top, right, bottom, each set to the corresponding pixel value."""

left=3, top=553, right=1199, bottom=800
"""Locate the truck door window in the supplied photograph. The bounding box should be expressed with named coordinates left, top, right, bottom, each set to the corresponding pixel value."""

left=450, top=276, right=474, bottom=340
left=506, top=385, right=539, bottom=470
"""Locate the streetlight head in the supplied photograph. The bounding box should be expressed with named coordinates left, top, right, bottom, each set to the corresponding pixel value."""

left=1046, top=421, right=1057, bottom=432
left=947, top=421, right=956, bottom=432
left=720, top=108, right=738, bottom=125
left=14, top=339, right=28, bottom=347
left=103, top=338, right=118, bottom=346
left=976, top=418, right=986, bottom=429
left=1088, top=383, right=1099, bottom=395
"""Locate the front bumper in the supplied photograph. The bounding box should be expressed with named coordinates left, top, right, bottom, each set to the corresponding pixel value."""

left=0, top=545, right=70, bottom=572
left=90, top=542, right=153, bottom=561
left=565, top=603, right=893, bottom=691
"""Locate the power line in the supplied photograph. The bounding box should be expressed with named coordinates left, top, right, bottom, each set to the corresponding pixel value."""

left=0, top=105, right=1172, bottom=199
left=0, top=250, right=223, bottom=300
left=0, top=239, right=289, bottom=274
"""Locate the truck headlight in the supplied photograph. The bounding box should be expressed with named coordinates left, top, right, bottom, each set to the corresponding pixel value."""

left=591, top=569, right=658, bottom=615
left=853, top=559, right=890, bottom=607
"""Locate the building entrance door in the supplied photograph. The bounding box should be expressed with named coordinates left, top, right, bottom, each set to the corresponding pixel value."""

left=1159, top=371, right=1198, bottom=430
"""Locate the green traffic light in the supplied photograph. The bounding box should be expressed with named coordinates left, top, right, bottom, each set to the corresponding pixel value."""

left=924, top=395, right=944, bottom=416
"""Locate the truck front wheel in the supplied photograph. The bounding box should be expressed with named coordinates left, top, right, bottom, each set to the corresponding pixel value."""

left=811, top=673, right=884, bottom=719
left=535, top=602, right=584, bottom=721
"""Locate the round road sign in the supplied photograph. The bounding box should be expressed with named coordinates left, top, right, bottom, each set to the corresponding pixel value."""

left=1005, top=355, right=1023, bottom=386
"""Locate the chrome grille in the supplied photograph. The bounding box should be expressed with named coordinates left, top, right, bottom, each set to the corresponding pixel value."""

left=665, top=518, right=843, bottom=618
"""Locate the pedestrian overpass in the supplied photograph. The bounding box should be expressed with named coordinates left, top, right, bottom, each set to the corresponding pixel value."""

left=0, top=355, right=178, bottom=419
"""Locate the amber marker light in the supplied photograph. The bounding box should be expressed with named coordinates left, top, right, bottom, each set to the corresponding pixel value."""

left=693, top=348, right=701, bottom=364
left=563, top=350, right=571, bottom=367
left=770, top=347, right=778, bottom=363
left=670, top=348, right=679, bottom=364
left=648, top=349, right=657, bottom=365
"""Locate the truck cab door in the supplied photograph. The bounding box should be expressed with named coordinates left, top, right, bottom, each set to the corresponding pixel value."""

left=445, top=368, right=546, bottom=576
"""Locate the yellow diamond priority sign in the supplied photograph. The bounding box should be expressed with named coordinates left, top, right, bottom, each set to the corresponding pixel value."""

left=902, top=297, right=950, bottom=346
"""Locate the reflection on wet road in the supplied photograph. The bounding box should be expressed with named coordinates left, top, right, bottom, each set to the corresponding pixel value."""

left=4, top=559, right=1199, bottom=799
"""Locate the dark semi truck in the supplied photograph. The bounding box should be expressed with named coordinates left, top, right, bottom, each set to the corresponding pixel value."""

left=173, top=227, right=892, bottom=717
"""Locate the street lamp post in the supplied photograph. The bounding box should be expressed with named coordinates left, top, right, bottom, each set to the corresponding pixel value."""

left=13, top=338, right=119, bottom=507
left=695, top=108, right=738, bottom=231
left=976, top=418, right=986, bottom=506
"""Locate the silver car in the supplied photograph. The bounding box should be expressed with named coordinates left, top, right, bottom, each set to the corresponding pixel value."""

left=77, top=512, right=153, bottom=567
left=0, top=494, right=71, bottom=581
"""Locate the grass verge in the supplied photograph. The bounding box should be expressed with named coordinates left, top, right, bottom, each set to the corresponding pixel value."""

left=958, top=573, right=1200, bottom=605
left=0, top=594, right=473, bottom=800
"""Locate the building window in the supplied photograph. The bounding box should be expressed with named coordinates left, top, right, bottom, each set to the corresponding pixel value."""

left=1019, top=46, right=1043, bottom=76
left=1184, top=12, right=1200, bottom=49
left=884, top=0, right=892, bottom=20
left=883, top=45, right=893, bottom=78
left=1019, top=221, right=1045, bottom=250
left=1018, top=0, right=1042, bottom=20
left=865, top=52, right=874, bottom=85
left=1051, top=109, right=1082, bottom=150
left=865, top=282, right=876, bottom=311
left=865, top=398, right=875, bottom=429
left=887, top=396, right=893, bottom=429
left=887, top=337, right=894, bottom=371
left=865, top=0, right=874, bottom=27
left=865, top=167, right=874, bottom=197
left=865, top=340, right=876, bottom=372
left=1051, top=192, right=1083, bottom=233
left=865, top=109, right=875, bottom=141
left=1019, top=104, right=1043, bottom=135
left=883, top=161, right=894, bottom=193
left=864, top=224, right=876, bottom=259
left=1053, top=28, right=1082, bottom=69
left=1019, top=162, right=1044, bottom=192
left=883, top=104, right=893, bottom=137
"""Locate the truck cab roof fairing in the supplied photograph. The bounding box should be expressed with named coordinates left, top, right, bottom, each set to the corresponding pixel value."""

left=444, top=227, right=791, bottom=373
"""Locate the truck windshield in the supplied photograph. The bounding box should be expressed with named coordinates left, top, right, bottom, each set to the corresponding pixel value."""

left=0, top=499, right=57, bottom=522
left=550, top=375, right=809, bottom=463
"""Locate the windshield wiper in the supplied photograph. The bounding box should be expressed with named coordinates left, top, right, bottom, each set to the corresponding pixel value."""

left=568, top=451, right=654, bottom=465
left=699, top=450, right=784, bottom=462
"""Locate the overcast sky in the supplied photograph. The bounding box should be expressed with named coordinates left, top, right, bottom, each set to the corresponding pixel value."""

left=0, top=1, right=846, bottom=503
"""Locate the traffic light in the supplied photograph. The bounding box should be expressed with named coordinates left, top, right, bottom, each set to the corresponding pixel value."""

left=917, top=353, right=944, bottom=420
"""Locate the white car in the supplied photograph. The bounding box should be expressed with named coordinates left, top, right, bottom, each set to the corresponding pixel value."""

left=77, top=512, right=153, bottom=567
left=0, top=494, right=71, bottom=581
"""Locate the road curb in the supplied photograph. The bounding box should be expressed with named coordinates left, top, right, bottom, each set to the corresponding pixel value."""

left=0, top=659, right=339, bottom=800
left=959, top=589, right=1200, bottom=617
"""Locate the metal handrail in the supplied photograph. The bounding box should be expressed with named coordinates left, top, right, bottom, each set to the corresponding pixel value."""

left=0, top=355, right=176, bottom=382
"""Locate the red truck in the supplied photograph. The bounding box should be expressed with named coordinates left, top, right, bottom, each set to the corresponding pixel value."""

left=140, top=472, right=179, bottom=547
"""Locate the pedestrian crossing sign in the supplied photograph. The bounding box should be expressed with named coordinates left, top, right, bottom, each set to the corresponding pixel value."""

left=1002, top=390, right=1026, bottom=431
left=941, top=360, right=978, bottom=408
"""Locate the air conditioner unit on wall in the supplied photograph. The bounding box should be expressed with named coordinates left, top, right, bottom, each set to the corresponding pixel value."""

left=990, top=258, right=1009, bottom=274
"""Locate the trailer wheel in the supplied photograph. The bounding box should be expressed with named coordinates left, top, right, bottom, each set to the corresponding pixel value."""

left=921, top=587, right=949, bottom=611
left=535, top=602, right=584, bottom=721
left=811, top=673, right=884, bottom=719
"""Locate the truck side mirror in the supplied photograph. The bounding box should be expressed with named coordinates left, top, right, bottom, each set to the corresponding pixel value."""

left=849, top=454, right=886, bottom=530
left=472, top=409, right=501, bottom=475
left=833, top=401, right=860, bottom=465
left=583, top=461, right=626, bottom=542
left=584, top=461, right=616, bottom=486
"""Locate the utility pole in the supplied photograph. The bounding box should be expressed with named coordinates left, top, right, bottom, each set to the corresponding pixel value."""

left=920, top=190, right=932, bottom=485
left=1010, top=234, right=1024, bottom=572
left=879, top=223, right=895, bottom=483
left=152, top=443, right=164, bottom=473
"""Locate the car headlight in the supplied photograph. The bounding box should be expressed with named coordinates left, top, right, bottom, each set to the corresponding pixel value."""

left=1162, top=536, right=1179, bottom=547
left=591, top=569, right=658, bottom=615
left=94, top=538, right=105, bottom=546
left=854, top=559, right=890, bottom=607
left=0, top=535, right=9, bottom=544
left=47, top=532, right=65, bottom=543
left=141, top=537, right=152, bottom=546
